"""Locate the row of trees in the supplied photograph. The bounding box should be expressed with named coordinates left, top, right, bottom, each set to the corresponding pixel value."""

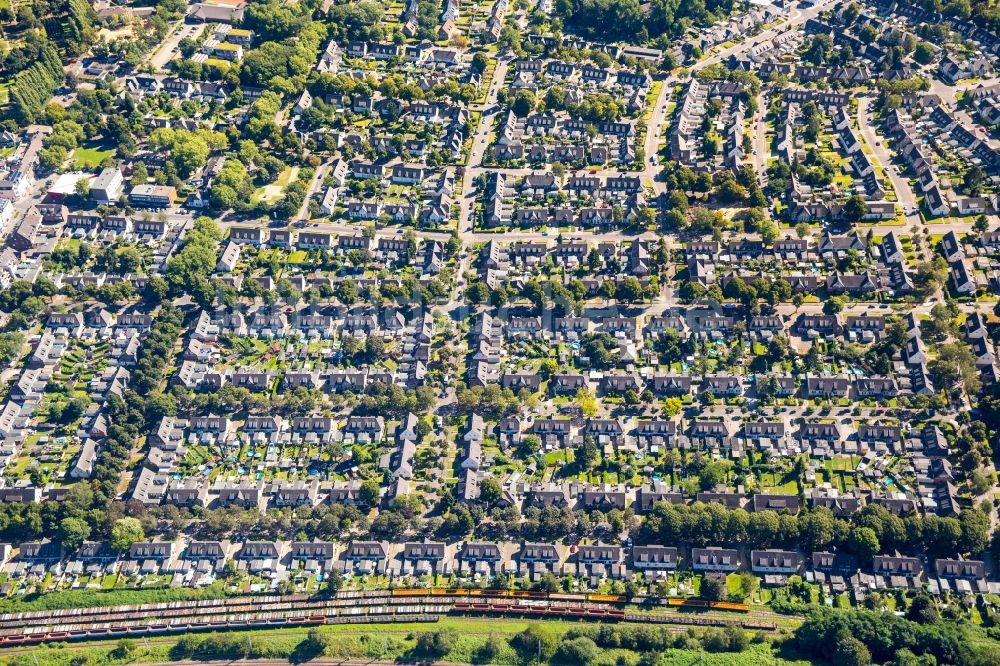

left=164, top=217, right=224, bottom=308
left=240, top=18, right=326, bottom=97
left=0, top=277, right=57, bottom=331
left=505, top=622, right=750, bottom=666
left=91, top=305, right=185, bottom=498
left=0, top=309, right=184, bottom=546
left=170, top=621, right=752, bottom=666
left=9, top=43, right=64, bottom=123
left=640, top=501, right=992, bottom=562
left=473, top=269, right=662, bottom=314
left=58, top=0, right=98, bottom=56
left=507, top=87, right=625, bottom=122
left=554, top=0, right=738, bottom=42
left=795, top=606, right=999, bottom=666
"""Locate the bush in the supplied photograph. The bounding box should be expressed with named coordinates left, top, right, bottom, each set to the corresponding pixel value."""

left=700, top=575, right=726, bottom=601
left=511, top=626, right=558, bottom=660
left=564, top=624, right=675, bottom=652
left=113, top=639, right=137, bottom=660
left=553, top=636, right=600, bottom=665
left=304, top=628, right=331, bottom=653
left=795, top=608, right=974, bottom=665
left=414, top=628, right=458, bottom=657
left=171, top=634, right=250, bottom=660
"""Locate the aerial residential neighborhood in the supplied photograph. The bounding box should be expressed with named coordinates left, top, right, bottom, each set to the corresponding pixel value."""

left=0, top=0, right=999, bottom=664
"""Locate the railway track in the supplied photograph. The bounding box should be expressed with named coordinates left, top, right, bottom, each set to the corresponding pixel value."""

left=0, top=589, right=767, bottom=646
left=625, top=613, right=777, bottom=631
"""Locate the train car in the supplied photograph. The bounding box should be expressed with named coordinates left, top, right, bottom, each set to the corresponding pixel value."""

left=586, top=594, right=627, bottom=604
left=666, top=598, right=750, bottom=612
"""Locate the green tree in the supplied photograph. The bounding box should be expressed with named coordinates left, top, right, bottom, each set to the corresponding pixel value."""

left=511, top=625, right=557, bottom=660
left=575, top=386, right=599, bottom=417
left=662, top=396, right=683, bottom=417
left=511, top=90, right=535, bottom=117
left=113, top=639, right=137, bottom=660
left=0, top=332, right=24, bottom=365
left=579, top=435, right=599, bottom=470
left=466, top=282, right=489, bottom=304
left=57, top=517, right=91, bottom=550
left=110, top=517, right=145, bottom=552
left=824, top=295, right=848, bottom=315
left=616, top=276, right=645, bottom=302
left=415, top=629, right=458, bottom=657
left=554, top=637, right=600, bottom=665
left=913, top=42, right=935, bottom=64
left=906, top=593, right=939, bottom=624
left=833, top=629, right=871, bottom=666
left=759, top=217, right=779, bottom=245
left=848, top=526, right=880, bottom=563
left=844, top=195, right=867, bottom=221
left=479, top=477, right=503, bottom=506
left=359, top=479, right=380, bottom=506
left=74, top=178, right=90, bottom=198
left=518, top=434, right=542, bottom=458
left=963, top=165, right=986, bottom=196
left=700, top=575, right=726, bottom=601
left=301, top=627, right=331, bottom=656
left=538, top=358, right=558, bottom=380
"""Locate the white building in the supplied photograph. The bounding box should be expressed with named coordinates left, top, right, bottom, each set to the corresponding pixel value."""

left=90, top=167, right=124, bottom=204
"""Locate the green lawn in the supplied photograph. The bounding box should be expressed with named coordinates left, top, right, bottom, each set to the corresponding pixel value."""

left=6, top=620, right=819, bottom=666
left=72, top=143, right=114, bottom=168
left=251, top=166, right=299, bottom=204
left=204, top=57, right=233, bottom=69
left=0, top=582, right=236, bottom=613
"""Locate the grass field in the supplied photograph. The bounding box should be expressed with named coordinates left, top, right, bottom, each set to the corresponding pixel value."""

left=252, top=166, right=299, bottom=204
left=4, top=619, right=820, bottom=666
left=73, top=143, right=115, bottom=169
left=0, top=582, right=235, bottom=614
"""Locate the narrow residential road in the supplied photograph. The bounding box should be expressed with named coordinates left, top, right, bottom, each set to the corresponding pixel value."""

left=642, top=77, right=673, bottom=179
left=752, top=92, right=769, bottom=186
left=856, top=98, right=917, bottom=215
left=460, top=57, right=510, bottom=237
left=296, top=160, right=331, bottom=223
left=854, top=98, right=928, bottom=261
left=927, top=74, right=1000, bottom=104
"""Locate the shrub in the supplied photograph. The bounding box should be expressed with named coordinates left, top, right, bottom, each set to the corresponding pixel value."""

left=553, top=637, right=600, bottom=665
left=414, top=628, right=458, bottom=657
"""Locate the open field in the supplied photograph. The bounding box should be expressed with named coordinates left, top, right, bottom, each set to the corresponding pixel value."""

left=72, top=144, right=115, bottom=169
left=0, top=620, right=818, bottom=666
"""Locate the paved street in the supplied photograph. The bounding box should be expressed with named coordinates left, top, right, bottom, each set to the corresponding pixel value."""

left=147, top=22, right=201, bottom=72
left=753, top=92, right=769, bottom=187
left=295, top=160, right=331, bottom=223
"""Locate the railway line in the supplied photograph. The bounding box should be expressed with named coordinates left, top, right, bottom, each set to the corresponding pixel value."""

left=0, top=589, right=768, bottom=647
